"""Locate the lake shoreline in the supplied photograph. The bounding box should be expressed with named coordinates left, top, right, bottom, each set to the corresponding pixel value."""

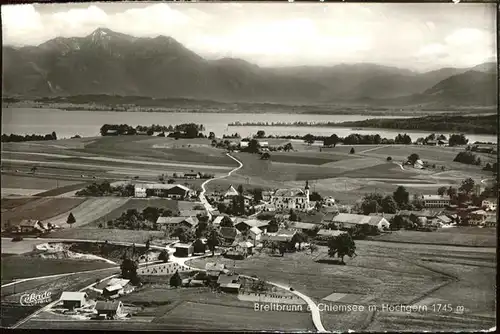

left=2, top=104, right=496, bottom=117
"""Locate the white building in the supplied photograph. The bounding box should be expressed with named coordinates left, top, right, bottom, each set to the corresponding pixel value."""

left=271, top=181, right=310, bottom=211
left=134, top=183, right=192, bottom=199
left=422, top=195, right=451, bottom=208
left=482, top=198, right=497, bottom=211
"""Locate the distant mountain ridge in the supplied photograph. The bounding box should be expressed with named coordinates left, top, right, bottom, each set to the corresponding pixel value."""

left=2, top=28, right=497, bottom=107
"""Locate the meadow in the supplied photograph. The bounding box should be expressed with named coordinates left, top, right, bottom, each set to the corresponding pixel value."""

left=44, top=228, right=165, bottom=244
left=1, top=255, right=115, bottom=281
left=1, top=197, right=86, bottom=226
left=370, top=229, right=497, bottom=247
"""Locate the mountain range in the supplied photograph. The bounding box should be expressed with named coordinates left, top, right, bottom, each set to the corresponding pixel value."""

left=2, top=28, right=498, bottom=107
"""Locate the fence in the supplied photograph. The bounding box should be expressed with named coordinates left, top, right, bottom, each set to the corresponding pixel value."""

left=137, top=262, right=190, bottom=276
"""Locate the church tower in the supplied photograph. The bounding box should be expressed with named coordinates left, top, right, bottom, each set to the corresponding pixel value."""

left=304, top=180, right=310, bottom=210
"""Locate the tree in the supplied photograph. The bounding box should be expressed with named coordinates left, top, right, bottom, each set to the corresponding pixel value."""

left=291, top=232, right=308, bottom=251
left=446, top=186, right=457, bottom=199
left=349, top=147, right=355, bottom=154
left=393, top=186, right=410, bottom=208
left=261, top=152, right=271, bottom=160
left=250, top=188, right=263, bottom=202
left=284, top=143, right=294, bottom=152
left=437, top=186, right=447, bottom=196
left=158, top=250, right=169, bottom=263
left=407, top=153, right=420, bottom=165
left=309, top=243, right=318, bottom=254
left=449, top=134, right=468, bottom=147
left=120, top=257, right=138, bottom=281
left=327, top=233, right=356, bottom=264
left=361, top=199, right=381, bottom=215
left=208, top=132, right=216, bottom=140
left=386, top=156, right=392, bottom=162
left=51, top=131, right=57, bottom=140
left=304, top=134, right=315, bottom=145
left=67, top=212, right=76, bottom=227
left=324, top=134, right=340, bottom=147
left=309, top=191, right=322, bottom=202
left=145, top=239, right=150, bottom=250
left=256, top=130, right=266, bottom=138
left=453, top=151, right=481, bottom=165
left=170, top=270, right=182, bottom=288
left=459, top=178, right=475, bottom=195
left=267, top=219, right=279, bottom=233
left=381, top=195, right=398, bottom=214
left=219, top=216, right=234, bottom=228
left=245, top=139, right=260, bottom=153
left=289, top=209, right=299, bottom=221
left=172, top=226, right=195, bottom=243
left=31, top=166, right=38, bottom=174
left=206, top=227, right=222, bottom=256
left=389, top=215, right=410, bottom=230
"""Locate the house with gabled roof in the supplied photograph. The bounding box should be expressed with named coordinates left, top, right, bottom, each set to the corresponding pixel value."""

left=156, top=216, right=199, bottom=230
left=234, top=219, right=270, bottom=233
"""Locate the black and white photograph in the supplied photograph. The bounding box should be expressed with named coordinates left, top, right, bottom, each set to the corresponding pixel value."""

left=1, top=1, right=498, bottom=332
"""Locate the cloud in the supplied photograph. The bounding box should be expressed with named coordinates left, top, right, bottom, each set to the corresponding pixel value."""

left=1, top=5, right=44, bottom=45
left=445, top=28, right=486, bottom=46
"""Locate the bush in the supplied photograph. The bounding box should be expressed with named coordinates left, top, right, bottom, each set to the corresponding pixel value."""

left=386, top=156, right=392, bottom=161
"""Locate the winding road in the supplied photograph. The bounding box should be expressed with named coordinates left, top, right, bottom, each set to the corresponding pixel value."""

left=198, top=153, right=243, bottom=220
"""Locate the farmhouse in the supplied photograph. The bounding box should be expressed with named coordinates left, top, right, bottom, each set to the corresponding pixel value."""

left=234, top=219, right=270, bottom=233
left=156, top=216, right=199, bottom=230
left=271, top=181, right=310, bottom=211
left=205, top=262, right=226, bottom=278
left=262, top=191, right=273, bottom=202
left=95, top=301, right=123, bottom=319
left=289, top=222, right=319, bottom=233
left=368, top=212, right=396, bottom=221
left=60, top=292, right=87, bottom=310
left=219, top=227, right=241, bottom=244
left=317, top=229, right=347, bottom=238
left=249, top=226, right=263, bottom=243
left=421, top=195, right=451, bottom=208
left=134, top=183, right=192, bottom=199
left=236, top=241, right=254, bottom=256
left=331, top=213, right=390, bottom=231
left=174, top=243, right=194, bottom=257
left=18, top=219, right=45, bottom=234
left=103, top=278, right=131, bottom=299
left=217, top=273, right=241, bottom=293
left=262, top=229, right=297, bottom=243
left=483, top=214, right=497, bottom=227
left=224, top=185, right=240, bottom=198
left=184, top=173, right=199, bottom=179
left=324, top=197, right=336, bottom=207
left=482, top=198, right=497, bottom=211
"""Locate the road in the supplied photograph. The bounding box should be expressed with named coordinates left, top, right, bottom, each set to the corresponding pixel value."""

left=165, top=244, right=327, bottom=333
left=199, top=153, right=243, bottom=220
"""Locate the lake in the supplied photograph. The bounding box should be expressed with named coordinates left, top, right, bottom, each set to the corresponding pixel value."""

left=1, top=108, right=497, bottom=144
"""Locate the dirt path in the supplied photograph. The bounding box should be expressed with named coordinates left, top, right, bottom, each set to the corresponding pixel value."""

left=199, top=153, right=243, bottom=220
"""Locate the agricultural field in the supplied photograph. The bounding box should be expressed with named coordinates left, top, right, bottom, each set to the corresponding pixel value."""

left=1, top=238, right=50, bottom=256
left=44, top=228, right=165, bottom=244
left=1, top=197, right=86, bottom=226
left=369, top=229, right=497, bottom=247
left=187, top=240, right=495, bottom=331
left=1, top=255, right=115, bottom=281
left=87, top=198, right=179, bottom=227
left=44, top=198, right=129, bottom=228
left=0, top=174, right=81, bottom=196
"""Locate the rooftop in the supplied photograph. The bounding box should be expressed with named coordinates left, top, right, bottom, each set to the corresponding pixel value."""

left=236, top=219, right=270, bottom=228
left=317, top=229, right=347, bottom=237
left=60, top=291, right=86, bottom=301
left=135, top=184, right=190, bottom=191
left=422, top=195, right=451, bottom=201
left=290, top=222, right=318, bottom=230
left=274, top=188, right=306, bottom=197
left=95, top=301, right=121, bottom=311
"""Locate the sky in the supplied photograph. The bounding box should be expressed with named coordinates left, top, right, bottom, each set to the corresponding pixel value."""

left=1, top=2, right=497, bottom=72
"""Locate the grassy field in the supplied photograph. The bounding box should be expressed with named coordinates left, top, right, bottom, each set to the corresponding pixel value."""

left=369, top=229, right=497, bottom=247
left=87, top=198, right=179, bottom=227
left=1, top=198, right=37, bottom=210
left=45, top=198, right=129, bottom=228
left=44, top=228, right=165, bottom=243
left=0, top=175, right=79, bottom=191
left=1, top=198, right=86, bottom=226
left=1, top=255, right=115, bottom=281
left=186, top=239, right=495, bottom=331
left=153, top=301, right=314, bottom=331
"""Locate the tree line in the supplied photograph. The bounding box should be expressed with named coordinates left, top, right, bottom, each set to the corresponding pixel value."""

left=100, top=123, right=205, bottom=138
left=1, top=132, right=57, bottom=142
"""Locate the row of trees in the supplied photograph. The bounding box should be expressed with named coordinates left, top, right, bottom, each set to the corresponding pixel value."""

left=76, top=181, right=135, bottom=197
left=100, top=123, right=204, bottom=138
left=104, top=207, right=177, bottom=230
left=453, top=151, right=482, bottom=166
left=1, top=132, right=57, bottom=143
